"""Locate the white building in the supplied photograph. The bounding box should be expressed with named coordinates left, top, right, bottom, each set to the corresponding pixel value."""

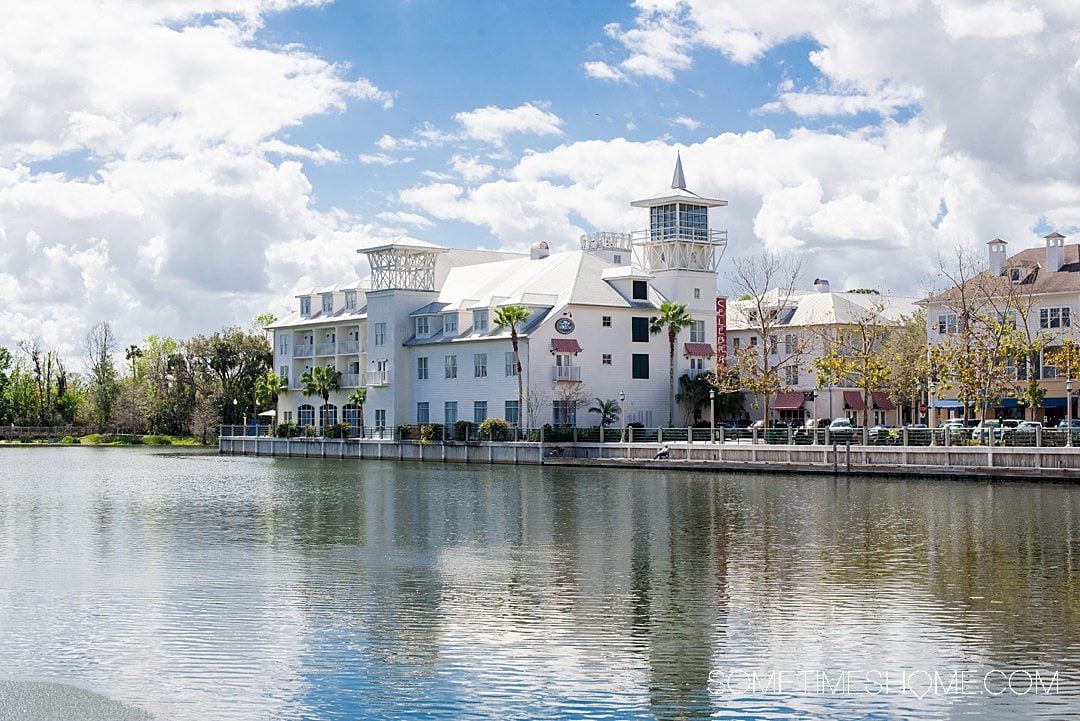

left=725, top=281, right=919, bottom=425
left=270, top=157, right=729, bottom=432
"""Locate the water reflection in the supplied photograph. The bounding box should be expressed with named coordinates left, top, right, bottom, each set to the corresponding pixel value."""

left=0, top=448, right=1078, bottom=719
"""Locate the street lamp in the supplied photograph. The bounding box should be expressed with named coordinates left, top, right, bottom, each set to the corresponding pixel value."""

left=619, top=390, right=626, bottom=443
left=1067, top=375, right=1073, bottom=447
left=232, top=398, right=239, bottom=432
left=709, top=388, right=715, bottom=442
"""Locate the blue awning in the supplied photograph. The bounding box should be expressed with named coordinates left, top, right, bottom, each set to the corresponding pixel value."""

left=995, top=398, right=1020, bottom=408
left=1044, top=397, right=1067, bottom=408
left=934, top=399, right=964, bottom=409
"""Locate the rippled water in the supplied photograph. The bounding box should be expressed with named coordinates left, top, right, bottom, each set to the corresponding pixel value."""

left=1, top=447, right=1079, bottom=719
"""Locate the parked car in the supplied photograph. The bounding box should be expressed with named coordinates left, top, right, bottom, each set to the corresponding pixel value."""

left=1058, top=419, right=1080, bottom=430
left=971, top=419, right=1019, bottom=443
left=1018, top=421, right=1042, bottom=430
left=868, top=425, right=898, bottom=443
left=829, top=418, right=853, bottom=430
left=793, top=418, right=830, bottom=443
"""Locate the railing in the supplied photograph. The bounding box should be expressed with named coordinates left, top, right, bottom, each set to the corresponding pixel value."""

left=219, top=424, right=272, bottom=437
left=629, top=227, right=728, bottom=245
left=315, top=342, right=336, bottom=356
left=0, top=425, right=84, bottom=440
left=340, top=373, right=362, bottom=388
left=364, top=370, right=390, bottom=386
left=339, top=340, right=360, bottom=354
left=293, top=344, right=313, bottom=358
left=552, top=366, right=582, bottom=382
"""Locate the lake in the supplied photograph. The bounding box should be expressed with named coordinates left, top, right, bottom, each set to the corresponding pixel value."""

left=1, top=447, right=1078, bottom=719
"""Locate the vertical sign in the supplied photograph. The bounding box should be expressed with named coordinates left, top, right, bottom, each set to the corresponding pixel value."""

left=715, top=296, right=727, bottom=373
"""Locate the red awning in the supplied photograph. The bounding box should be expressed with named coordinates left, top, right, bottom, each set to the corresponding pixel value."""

left=551, top=338, right=582, bottom=354
left=683, top=342, right=716, bottom=357
left=843, top=391, right=866, bottom=410
left=774, top=391, right=805, bottom=410
left=872, top=391, right=896, bottom=411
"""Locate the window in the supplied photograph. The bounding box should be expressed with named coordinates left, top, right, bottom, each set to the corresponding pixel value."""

left=474, top=353, right=488, bottom=378
left=602, top=316, right=612, bottom=327
left=417, top=402, right=430, bottom=424
left=632, top=280, right=648, bottom=300
left=1009, top=268, right=1022, bottom=284
left=602, top=353, right=612, bottom=365
left=298, top=404, right=315, bottom=427
left=345, top=290, right=357, bottom=310
left=300, top=296, right=311, bottom=316
left=690, top=357, right=704, bottom=373
left=1040, top=307, right=1071, bottom=329
left=445, top=315, right=458, bottom=334
left=690, top=320, right=705, bottom=343
left=632, top=354, right=649, bottom=379
left=632, top=317, right=649, bottom=342
left=374, top=322, right=386, bottom=346
left=504, top=400, right=519, bottom=425
left=417, top=356, right=428, bottom=380
left=733, top=337, right=741, bottom=350
left=613, top=254, right=622, bottom=264
left=444, top=401, right=458, bottom=426
left=474, top=401, right=487, bottom=424
left=277, top=334, right=289, bottom=356
left=769, top=335, right=779, bottom=355
left=553, top=400, right=577, bottom=427
left=937, top=314, right=958, bottom=334
left=445, top=354, right=457, bottom=379
left=415, top=317, right=429, bottom=336
left=694, top=287, right=701, bottom=299
left=785, top=364, right=799, bottom=385
left=321, top=294, right=333, bottom=313
left=343, top=404, right=360, bottom=431
left=473, top=309, right=489, bottom=332
left=505, top=351, right=517, bottom=376
left=784, top=334, right=796, bottom=354
left=374, top=409, right=386, bottom=430
left=750, top=336, right=758, bottom=347
left=283, top=411, right=292, bottom=423
left=279, top=366, right=289, bottom=383
left=319, top=404, right=337, bottom=427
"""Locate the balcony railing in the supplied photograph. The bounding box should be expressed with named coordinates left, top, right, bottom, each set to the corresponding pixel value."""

left=364, top=370, right=390, bottom=387
left=291, top=378, right=304, bottom=390
left=293, top=344, right=313, bottom=358
left=341, top=373, right=362, bottom=388
left=629, top=227, right=728, bottom=245
left=315, top=342, right=336, bottom=356
left=552, top=366, right=582, bottom=382
left=339, top=340, right=360, bottom=354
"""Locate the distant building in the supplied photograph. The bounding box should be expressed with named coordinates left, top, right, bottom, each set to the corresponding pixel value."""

left=725, top=280, right=919, bottom=425
left=270, top=157, right=729, bottom=431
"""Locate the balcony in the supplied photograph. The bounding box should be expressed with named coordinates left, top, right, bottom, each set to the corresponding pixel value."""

left=291, top=378, right=304, bottom=390
left=339, top=340, right=360, bottom=354
left=364, top=370, right=390, bottom=387
left=293, top=344, right=313, bottom=358
left=315, top=341, right=336, bottom=356
left=341, top=373, right=362, bottom=388
left=552, top=366, right=582, bottom=382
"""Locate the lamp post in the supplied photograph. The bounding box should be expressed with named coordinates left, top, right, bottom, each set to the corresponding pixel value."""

left=929, top=382, right=936, bottom=429
left=709, top=388, right=715, bottom=442
left=619, top=390, right=626, bottom=443
left=1068, top=375, right=1073, bottom=447
left=232, top=397, right=239, bottom=432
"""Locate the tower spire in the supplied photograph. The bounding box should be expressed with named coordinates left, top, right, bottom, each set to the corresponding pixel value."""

left=671, top=152, right=686, bottom=190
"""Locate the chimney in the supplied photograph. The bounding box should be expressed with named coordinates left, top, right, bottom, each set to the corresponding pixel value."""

left=813, top=278, right=830, bottom=293
left=987, top=238, right=1008, bottom=276
left=530, top=241, right=550, bottom=260
left=1045, top=232, right=1065, bottom=273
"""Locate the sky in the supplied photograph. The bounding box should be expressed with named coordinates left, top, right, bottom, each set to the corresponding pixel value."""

left=2, top=0, right=1080, bottom=363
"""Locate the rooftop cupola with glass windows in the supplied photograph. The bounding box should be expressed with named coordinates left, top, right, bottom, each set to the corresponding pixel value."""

left=629, top=153, right=728, bottom=273
left=357, top=236, right=448, bottom=291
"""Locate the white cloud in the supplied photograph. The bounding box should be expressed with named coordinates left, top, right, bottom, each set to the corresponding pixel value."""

left=358, top=153, right=414, bottom=166
left=670, top=115, right=702, bottom=130
left=375, top=211, right=434, bottom=228
left=583, top=61, right=627, bottom=81
left=372, top=103, right=564, bottom=158
left=449, top=154, right=495, bottom=182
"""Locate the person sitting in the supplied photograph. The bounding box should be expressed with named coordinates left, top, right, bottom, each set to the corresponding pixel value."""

left=546, top=446, right=565, bottom=457
left=653, top=443, right=671, bottom=460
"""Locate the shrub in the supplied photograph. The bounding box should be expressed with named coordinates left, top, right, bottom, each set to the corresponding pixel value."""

left=420, top=423, right=444, bottom=442
left=304, top=425, right=317, bottom=438
left=275, top=422, right=301, bottom=438
left=453, top=420, right=476, bottom=441
left=58, top=436, right=81, bottom=445
left=396, top=424, right=418, bottom=440
left=322, top=422, right=351, bottom=439
left=478, top=417, right=512, bottom=441
left=141, top=435, right=173, bottom=445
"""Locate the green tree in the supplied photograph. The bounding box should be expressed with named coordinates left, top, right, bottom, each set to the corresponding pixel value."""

left=301, top=365, right=341, bottom=430
left=185, top=327, right=272, bottom=424
left=125, top=344, right=144, bottom=432
left=650, top=301, right=695, bottom=427
left=811, top=302, right=893, bottom=428
left=493, top=304, right=531, bottom=432
left=85, top=321, right=120, bottom=430
left=254, top=370, right=287, bottom=419
left=588, top=397, right=621, bottom=428
left=347, top=387, right=367, bottom=436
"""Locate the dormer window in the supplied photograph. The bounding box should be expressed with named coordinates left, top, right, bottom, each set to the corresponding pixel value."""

left=632, top=280, right=648, bottom=300
left=345, top=291, right=357, bottom=310
left=300, top=296, right=311, bottom=316
left=1009, top=268, right=1021, bottom=284
left=473, top=309, right=489, bottom=332
left=445, top=315, right=458, bottom=334
left=321, top=294, right=333, bottom=313
left=415, top=316, right=430, bottom=337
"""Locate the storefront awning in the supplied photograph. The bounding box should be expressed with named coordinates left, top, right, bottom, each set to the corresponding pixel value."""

left=871, top=391, right=896, bottom=411
left=1044, top=397, right=1066, bottom=408
left=843, top=391, right=865, bottom=410
left=774, top=391, right=805, bottom=410
left=551, top=338, right=582, bottom=354
left=683, top=342, right=716, bottom=357
left=934, top=399, right=964, bottom=409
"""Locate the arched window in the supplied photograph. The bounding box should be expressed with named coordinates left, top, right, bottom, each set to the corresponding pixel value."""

left=298, top=404, right=315, bottom=428
left=343, top=403, right=360, bottom=433
left=320, top=403, right=338, bottom=427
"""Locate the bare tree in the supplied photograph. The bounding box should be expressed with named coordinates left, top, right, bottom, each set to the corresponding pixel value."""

left=85, top=321, right=120, bottom=431
left=721, top=252, right=804, bottom=427
left=525, top=383, right=549, bottom=428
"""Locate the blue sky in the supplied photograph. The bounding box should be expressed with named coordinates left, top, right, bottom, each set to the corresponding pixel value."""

left=1, top=0, right=1079, bottom=358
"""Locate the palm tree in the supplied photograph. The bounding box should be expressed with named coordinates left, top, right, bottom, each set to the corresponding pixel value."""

left=650, top=301, right=695, bottom=427
left=493, top=304, right=531, bottom=433
left=254, top=370, right=287, bottom=428
left=588, top=397, right=621, bottom=428
left=346, top=388, right=367, bottom=437
left=300, top=365, right=341, bottom=431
